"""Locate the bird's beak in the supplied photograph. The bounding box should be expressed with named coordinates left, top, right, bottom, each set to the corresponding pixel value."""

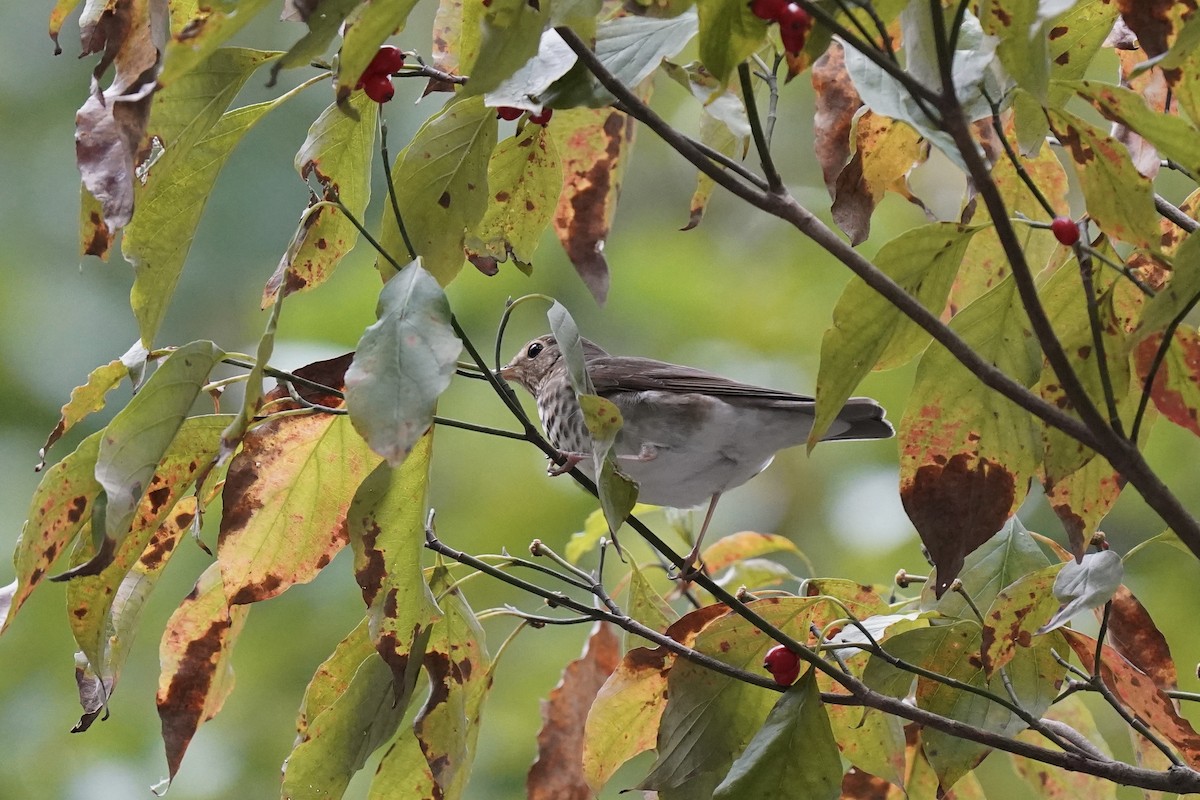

left=497, top=364, right=515, bottom=381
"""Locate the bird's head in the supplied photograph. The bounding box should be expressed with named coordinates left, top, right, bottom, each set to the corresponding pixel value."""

left=499, top=335, right=563, bottom=395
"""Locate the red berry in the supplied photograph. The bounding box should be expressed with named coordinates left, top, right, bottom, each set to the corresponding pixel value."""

left=363, top=72, right=395, bottom=103
left=368, top=45, right=405, bottom=76
left=495, top=106, right=524, bottom=121
left=749, top=0, right=787, bottom=21
left=529, top=107, right=553, bottom=126
left=1050, top=216, right=1079, bottom=245
left=778, top=3, right=812, bottom=54
left=763, top=644, right=801, bottom=686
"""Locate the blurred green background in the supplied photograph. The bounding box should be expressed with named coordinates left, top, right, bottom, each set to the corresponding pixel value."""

left=3, top=3, right=1200, bottom=799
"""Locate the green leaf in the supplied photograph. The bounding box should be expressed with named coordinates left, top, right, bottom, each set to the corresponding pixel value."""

left=348, top=439, right=442, bottom=689
left=432, top=0, right=485, bottom=77
left=598, top=10, right=700, bottom=89
left=37, top=357, right=128, bottom=469
left=1037, top=550, right=1124, bottom=634
left=345, top=262, right=463, bottom=466
left=157, top=562, right=250, bottom=786
left=267, top=0, right=361, bottom=84
left=978, top=1, right=1049, bottom=102
left=926, top=518, right=1051, bottom=618
left=713, top=669, right=842, bottom=800
left=282, top=616, right=418, bottom=799
left=336, top=0, right=423, bottom=96
left=263, top=91, right=378, bottom=303
left=812, top=223, right=979, bottom=445
left=566, top=503, right=660, bottom=563
left=158, top=3, right=277, bottom=88
left=548, top=300, right=594, bottom=395
left=55, top=342, right=222, bottom=580
left=462, top=0, right=549, bottom=97
left=1046, top=108, right=1160, bottom=249
left=219, top=415, right=384, bottom=605
left=1134, top=230, right=1200, bottom=342
left=695, top=0, right=768, bottom=86
left=900, top=278, right=1042, bottom=594
left=465, top=122, right=563, bottom=275
left=625, top=560, right=676, bottom=646
left=377, top=95, right=497, bottom=285
left=127, top=85, right=298, bottom=346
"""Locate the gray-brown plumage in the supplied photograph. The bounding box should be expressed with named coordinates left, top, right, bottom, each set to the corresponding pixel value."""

left=500, top=335, right=893, bottom=565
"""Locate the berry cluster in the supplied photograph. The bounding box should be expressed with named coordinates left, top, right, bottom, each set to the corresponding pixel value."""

left=495, top=106, right=554, bottom=125
left=763, top=644, right=801, bottom=686
left=749, top=0, right=813, bottom=55
left=356, top=45, right=405, bottom=104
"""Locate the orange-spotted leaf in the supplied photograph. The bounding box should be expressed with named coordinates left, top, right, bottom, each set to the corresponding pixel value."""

left=980, top=562, right=1062, bottom=676
left=528, top=622, right=621, bottom=799
left=1134, top=326, right=1200, bottom=439
left=701, top=531, right=801, bottom=575
left=1104, top=584, right=1178, bottom=690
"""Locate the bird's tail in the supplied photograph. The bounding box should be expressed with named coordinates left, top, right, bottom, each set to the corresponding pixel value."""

left=821, top=397, right=894, bottom=441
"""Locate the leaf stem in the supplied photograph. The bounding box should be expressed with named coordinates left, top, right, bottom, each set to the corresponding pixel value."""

left=738, top=62, right=782, bottom=193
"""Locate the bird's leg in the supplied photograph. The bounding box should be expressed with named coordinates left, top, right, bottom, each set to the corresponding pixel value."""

left=547, top=451, right=587, bottom=476
left=679, top=492, right=721, bottom=580
left=616, top=442, right=660, bottom=464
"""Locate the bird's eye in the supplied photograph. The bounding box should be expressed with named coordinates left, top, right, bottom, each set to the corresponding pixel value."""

left=526, top=341, right=544, bottom=359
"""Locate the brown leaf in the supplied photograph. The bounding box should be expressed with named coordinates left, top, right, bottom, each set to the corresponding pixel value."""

left=1116, top=0, right=1191, bottom=58
left=811, top=42, right=861, bottom=197
left=1102, top=584, right=1178, bottom=690
left=74, top=0, right=167, bottom=233
left=901, top=453, right=1019, bottom=595
left=840, top=766, right=891, bottom=800
left=1061, top=628, right=1200, bottom=767
left=831, top=110, right=928, bottom=245
left=550, top=108, right=638, bottom=304
left=528, top=622, right=621, bottom=800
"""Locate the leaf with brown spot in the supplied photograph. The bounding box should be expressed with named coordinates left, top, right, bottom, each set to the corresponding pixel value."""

left=900, top=276, right=1041, bottom=595
left=528, top=622, right=621, bottom=800
left=369, top=567, right=491, bottom=798
left=66, top=415, right=227, bottom=701
left=1042, top=454, right=1130, bottom=561
left=1012, top=693, right=1117, bottom=799
left=282, top=614, right=422, bottom=799
left=377, top=95, right=497, bottom=286
left=348, top=439, right=441, bottom=694
left=37, top=358, right=127, bottom=471
left=1103, top=584, right=1178, bottom=690
left=1061, top=628, right=1200, bottom=767
left=431, top=0, right=483, bottom=80
left=262, top=92, right=378, bottom=305
left=71, top=495, right=198, bottom=733
left=466, top=122, right=563, bottom=275
left=1117, top=0, right=1192, bottom=58
left=157, top=0, right=275, bottom=88
left=549, top=107, right=638, bottom=304
left=1046, top=108, right=1161, bottom=249
left=219, top=413, right=383, bottom=605
left=1134, top=326, right=1200, bottom=439
left=638, top=597, right=820, bottom=795
left=979, top=562, right=1062, bottom=677
left=157, top=562, right=249, bottom=786
left=583, top=601, right=730, bottom=790
left=923, top=518, right=1053, bottom=619
left=701, top=531, right=801, bottom=575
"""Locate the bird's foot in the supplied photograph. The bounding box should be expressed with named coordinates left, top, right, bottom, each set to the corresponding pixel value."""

left=617, top=442, right=661, bottom=464
left=547, top=451, right=587, bottom=476
left=673, top=544, right=708, bottom=584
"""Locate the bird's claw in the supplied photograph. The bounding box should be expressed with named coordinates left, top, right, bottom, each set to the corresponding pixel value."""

left=547, top=451, right=586, bottom=476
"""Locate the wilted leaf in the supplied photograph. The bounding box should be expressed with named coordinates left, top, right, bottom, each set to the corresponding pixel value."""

left=1105, top=584, right=1178, bottom=690
left=262, top=91, right=377, bottom=304
left=1134, top=326, right=1200, bottom=439
left=812, top=43, right=862, bottom=198
left=37, top=358, right=127, bottom=470
left=344, top=262, right=462, bottom=466
left=813, top=223, right=978, bottom=446
left=1061, top=628, right=1200, bottom=768
left=900, top=278, right=1041, bottom=594
left=377, top=95, right=497, bottom=285
left=713, top=669, right=842, bottom=800
left=549, top=108, right=638, bottom=304
left=157, top=562, right=249, bottom=786
left=219, top=412, right=383, bottom=605
left=528, top=622, right=621, bottom=800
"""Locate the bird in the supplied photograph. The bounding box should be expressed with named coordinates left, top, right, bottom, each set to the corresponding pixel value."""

left=499, top=335, right=894, bottom=570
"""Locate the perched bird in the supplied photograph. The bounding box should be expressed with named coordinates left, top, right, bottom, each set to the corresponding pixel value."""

left=500, top=335, right=894, bottom=568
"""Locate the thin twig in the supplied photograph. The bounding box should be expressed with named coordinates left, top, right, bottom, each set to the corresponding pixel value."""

left=738, top=63, right=783, bottom=192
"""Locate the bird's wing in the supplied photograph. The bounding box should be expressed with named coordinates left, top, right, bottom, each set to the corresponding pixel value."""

left=586, top=356, right=814, bottom=402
